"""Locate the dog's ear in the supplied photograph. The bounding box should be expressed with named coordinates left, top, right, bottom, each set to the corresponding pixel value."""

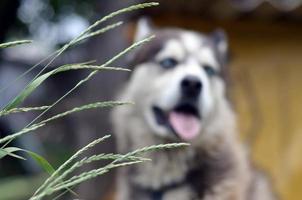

left=134, top=17, right=154, bottom=42
left=210, top=29, right=228, bottom=64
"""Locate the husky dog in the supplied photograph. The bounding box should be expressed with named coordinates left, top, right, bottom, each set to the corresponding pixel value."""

left=111, top=19, right=275, bottom=200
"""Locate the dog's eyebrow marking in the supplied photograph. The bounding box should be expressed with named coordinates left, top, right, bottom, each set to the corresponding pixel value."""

left=128, top=29, right=181, bottom=67
left=155, top=39, right=184, bottom=61
left=180, top=32, right=203, bottom=53
left=179, top=32, right=219, bottom=70
left=198, top=47, right=219, bottom=70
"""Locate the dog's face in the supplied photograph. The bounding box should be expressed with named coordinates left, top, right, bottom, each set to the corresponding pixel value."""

left=125, top=19, right=229, bottom=142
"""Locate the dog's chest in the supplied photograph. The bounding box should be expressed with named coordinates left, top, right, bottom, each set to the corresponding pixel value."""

left=128, top=148, right=234, bottom=200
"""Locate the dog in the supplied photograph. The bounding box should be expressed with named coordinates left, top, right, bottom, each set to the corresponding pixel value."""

left=111, top=19, right=275, bottom=200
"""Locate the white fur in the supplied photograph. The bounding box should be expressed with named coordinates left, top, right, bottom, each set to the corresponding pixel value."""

left=142, top=34, right=218, bottom=138
left=155, top=39, right=185, bottom=61
left=134, top=18, right=152, bottom=42
left=112, top=27, right=275, bottom=200
left=198, top=47, right=219, bottom=70
left=115, top=30, right=227, bottom=142
left=181, top=32, right=203, bottom=53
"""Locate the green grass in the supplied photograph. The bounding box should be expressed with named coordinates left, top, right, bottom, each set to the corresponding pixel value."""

left=0, top=2, right=189, bottom=200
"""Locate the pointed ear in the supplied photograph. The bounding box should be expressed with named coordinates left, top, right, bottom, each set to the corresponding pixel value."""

left=134, top=17, right=153, bottom=42
left=211, top=29, right=228, bottom=63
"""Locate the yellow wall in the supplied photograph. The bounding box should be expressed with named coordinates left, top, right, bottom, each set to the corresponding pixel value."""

left=230, top=23, right=302, bottom=200
left=155, top=17, right=302, bottom=200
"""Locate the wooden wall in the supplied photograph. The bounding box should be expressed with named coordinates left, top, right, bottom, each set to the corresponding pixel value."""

left=153, top=16, right=302, bottom=200
left=230, top=21, right=302, bottom=200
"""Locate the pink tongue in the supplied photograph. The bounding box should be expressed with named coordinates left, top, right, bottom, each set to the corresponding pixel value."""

left=168, top=111, right=201, bottom=140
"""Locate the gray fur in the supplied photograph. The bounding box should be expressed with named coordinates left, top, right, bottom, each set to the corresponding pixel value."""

left=111, top=25, right=275, bottom=200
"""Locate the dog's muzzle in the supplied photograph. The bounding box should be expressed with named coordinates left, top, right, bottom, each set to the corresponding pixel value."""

left=181, top=75, right=202, bottom=100
left=152, top=75, right=202, bottom=141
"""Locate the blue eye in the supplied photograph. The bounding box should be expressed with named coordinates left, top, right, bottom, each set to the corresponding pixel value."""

left=159, top=58, right=178, bottom=69
left=203, top=65, right=217, bottom=76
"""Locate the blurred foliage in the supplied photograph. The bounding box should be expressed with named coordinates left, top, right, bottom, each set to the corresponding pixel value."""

left=0, top=0, right=97, bottom=42
left=50, top=0, right=96, bottom=18
left=0, top=3, right=173, bottom=200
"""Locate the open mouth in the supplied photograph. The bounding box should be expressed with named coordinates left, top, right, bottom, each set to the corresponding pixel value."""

left=152, top=103, right=201, bottom=141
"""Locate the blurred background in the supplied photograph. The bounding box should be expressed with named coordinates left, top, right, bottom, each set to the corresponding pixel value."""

left=0, top=0, right=301, bottom=199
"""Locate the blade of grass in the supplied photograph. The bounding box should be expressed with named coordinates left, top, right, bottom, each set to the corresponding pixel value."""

left=0, top=101, right=129, bottom=144
left=0, top=82, right=128, bottom=117
left=26, top=150, right=79, bottom=198
left=46, top=143, right=188, bottom=197
left=48, top=153, right=149, bottom=189
left=1, top=3, right=160, bottom=199
left=2, top=61, right=96, bottom=111
left=0, top=22, right=118, bottom=110
left=3, top=63, right=128, bottom=112
left=75, top=21, right=123, bottom=43
left=30, top=160, right=143, bottom=200
left=77, top=2, right=158, bottom=38
left=26, top=150, right=55, bottom=175
left=0, top=51, right=58, bottom=99
left=0, top=106, right=50, bottom=117
left=0, top=123, right=45, bottom=144
left=25, top=35, right=154, bottom=129
left=25, top=20, right=126, bottom=87
left=0, top=146, right=55, bottom=173
left=55, top=160, right=143, bottom=188
left=36, top=101, right=132, bottom=126
left=55, top=64, right=130, bottom=74
left=0, top=20, right=121, bottom=98
left=0, top=147, right=26, bottom=160
left=52, top=186, right=77, bottom=200
left=23, top=150, right=79, bottom=198
left=0, top=40, right=32, bottom=49
left=32, top=135, right=111, bottom=196
left=113, top=143, right=190, bottom=164
left=1, top=2, right=158, bottom=111
left=31, top=143, right=187, bottom=200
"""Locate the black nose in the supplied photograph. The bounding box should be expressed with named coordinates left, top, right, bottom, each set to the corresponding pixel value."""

left=181, top=75, right=202, bottom=98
